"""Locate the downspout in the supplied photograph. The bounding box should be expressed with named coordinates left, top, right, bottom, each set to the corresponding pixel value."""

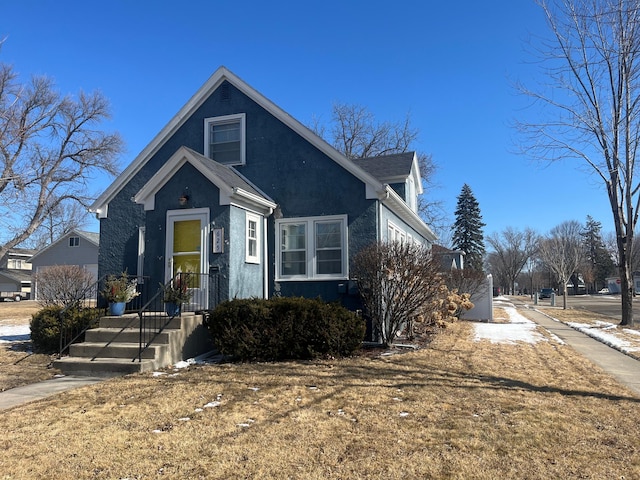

left=263, top=216, right=269, bottom=299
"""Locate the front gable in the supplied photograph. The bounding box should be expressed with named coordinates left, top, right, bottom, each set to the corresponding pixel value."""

left=133, top=146, right=275, bottom=216
left=91, top=67, right=385, bottom=219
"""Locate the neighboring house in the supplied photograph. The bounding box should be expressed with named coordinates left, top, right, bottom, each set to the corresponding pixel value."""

left=0, top=248, right=35, bottom=271
left=431, top=244, right=465, bottom=271
left=0, top=269, right=32, bottom=301
left=28, top=230, right=99, bottom=301
left=0, top=248, right=35, bottom=300
left=89, top=66, right=436, bottom=314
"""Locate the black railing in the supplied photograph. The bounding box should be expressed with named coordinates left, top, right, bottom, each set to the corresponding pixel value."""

left=58, top=275, right=149, bottom=357
left=57, top=275, right=105, bottom=357
left=135, top=271, right=220, bottom=362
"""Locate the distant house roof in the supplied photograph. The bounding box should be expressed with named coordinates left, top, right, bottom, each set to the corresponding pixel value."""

left=0, top=268, right=31, bottom=284
left=6, top=248, right=37, bottom=258
left=432, top=244, right=465, bottom=271
left=28, top=229, right=99, bottom=264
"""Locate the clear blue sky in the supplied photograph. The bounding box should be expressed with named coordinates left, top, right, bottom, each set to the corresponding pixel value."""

left=0, top=0, right=616, bottom=242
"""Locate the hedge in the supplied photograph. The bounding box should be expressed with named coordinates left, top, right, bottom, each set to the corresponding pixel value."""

left=30, top=306, right=102, bottom=354
left=205, top=297, right=365, bottom=361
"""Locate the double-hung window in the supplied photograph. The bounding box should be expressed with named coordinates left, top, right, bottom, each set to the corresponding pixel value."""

left=69, top=236, right=80, bottom=247
left=246, top=213, right=260, bottom=264
left=277, top=215, right=347, bottom=280
left=204, top=113, right=246, bottom=166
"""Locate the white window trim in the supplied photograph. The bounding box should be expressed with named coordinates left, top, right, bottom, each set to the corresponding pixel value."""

left=204, top=113, right=246, bottom=166
left=245, top=212, right=260, bottom=264
left=388, top=221, right=407, bottom=243
left=137, top=226, right=146, bottom=282
left=276, top=214, right=348, bottom=281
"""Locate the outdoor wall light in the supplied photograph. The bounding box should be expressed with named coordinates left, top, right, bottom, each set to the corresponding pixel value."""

left=179, top=194, right=189, bottom=207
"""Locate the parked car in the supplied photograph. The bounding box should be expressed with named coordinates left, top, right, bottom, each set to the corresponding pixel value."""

left=539, top=288, right=554, bottom=299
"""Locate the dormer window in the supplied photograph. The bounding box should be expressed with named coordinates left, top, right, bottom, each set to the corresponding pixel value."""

left=204, top=113, right=246, bottom=166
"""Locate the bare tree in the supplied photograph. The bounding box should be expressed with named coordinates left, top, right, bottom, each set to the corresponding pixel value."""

left=351, top=241, right=444, bottom=346
left=23, top=201, right=88, bottom=250
left=518, top=0, right=640, bottom=325
left=310, top=102, right=448, bottom=235
left=0, top=62, right=123, bottom=262
left=34, top=264, right=96, bottom=308
left=486, top=227, right=539, bottom=295
left=538, top=221, right=586, bottom=309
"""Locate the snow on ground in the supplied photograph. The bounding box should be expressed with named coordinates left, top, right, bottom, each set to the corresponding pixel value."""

left=567, top=321, right=640, bottom=355
left=0, top=324, right=30, bottom=343
left=474, top=298, right=547, bottom=344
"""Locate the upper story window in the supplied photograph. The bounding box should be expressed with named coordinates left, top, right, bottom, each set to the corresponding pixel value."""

left=276, top=215, right=348, bottom=280
left=246, top=213, right=260, bottom=264
left=69, top=236, right=80, bottom=247
left=204, top=113, right=246, bottom=166
left=9, top=259, right=23, bottom=269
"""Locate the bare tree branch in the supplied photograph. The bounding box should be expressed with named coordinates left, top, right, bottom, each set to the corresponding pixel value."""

left=0, top=62, right=123, bottom=261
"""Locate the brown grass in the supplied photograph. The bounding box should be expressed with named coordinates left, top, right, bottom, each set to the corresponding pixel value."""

left=0, top=300, right=61, bottom=391
left=1, top=321, right=639, bottom=479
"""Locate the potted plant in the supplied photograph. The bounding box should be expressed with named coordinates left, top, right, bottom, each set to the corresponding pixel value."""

left=101, top=272, right=140, bottom=316
left=161, top=275, right=192, bottom=316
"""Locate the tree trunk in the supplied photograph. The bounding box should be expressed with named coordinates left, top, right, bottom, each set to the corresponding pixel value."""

left=562, top=280, right=568, bottom=310
left=617, top=234, right=634, bottom=326
left=619, top=262, right=634, bottom=327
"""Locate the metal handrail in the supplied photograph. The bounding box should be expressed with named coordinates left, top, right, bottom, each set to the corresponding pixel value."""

left=136, top=273, right=188, bottom=362
left=135, top=271, right=219, bottom=362
left=57, top=275, right=107, bottom=357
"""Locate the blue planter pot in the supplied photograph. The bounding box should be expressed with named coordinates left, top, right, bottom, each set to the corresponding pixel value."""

left=109, top=302, right=126, bottom=316
left=165, top=302, right=181, bottom=316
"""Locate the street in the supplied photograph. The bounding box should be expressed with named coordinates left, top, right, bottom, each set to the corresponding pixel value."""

left=532, top=294, right=640, bottom=322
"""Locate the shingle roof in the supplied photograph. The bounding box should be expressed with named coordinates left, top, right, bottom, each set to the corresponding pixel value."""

left=351, top=152, right=415, bottom=182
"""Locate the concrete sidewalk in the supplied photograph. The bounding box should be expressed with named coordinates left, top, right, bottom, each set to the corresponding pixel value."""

left=0, top=375, right=104, bottom=411
left=516, top=303, right=640, bottom=397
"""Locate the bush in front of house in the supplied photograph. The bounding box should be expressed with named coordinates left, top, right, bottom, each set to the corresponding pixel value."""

left=205, top=297, right=365, bottom=361
left=30, top=306, right=102, bottom=354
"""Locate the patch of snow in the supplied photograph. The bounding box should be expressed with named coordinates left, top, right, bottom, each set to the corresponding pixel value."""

left=567, top=321, right=640, bottom=354
left=474, top=302, right=546, bottom=344
left=0, top=324, right=30, bottom=343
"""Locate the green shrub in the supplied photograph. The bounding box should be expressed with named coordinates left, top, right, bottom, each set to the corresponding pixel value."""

left=30, top=306, right=102, bottom=354
left=205, top=297, right=365, bottom=361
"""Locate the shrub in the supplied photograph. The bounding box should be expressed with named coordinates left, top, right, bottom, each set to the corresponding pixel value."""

left=205, top=297, right=365, bottom=361
left=30, top=306, right=102, bottom=354
left=34, top=265, right=96, bottom=308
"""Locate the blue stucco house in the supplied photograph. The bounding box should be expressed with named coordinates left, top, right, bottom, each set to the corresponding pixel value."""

left=90, top=66, right=436, bottom=312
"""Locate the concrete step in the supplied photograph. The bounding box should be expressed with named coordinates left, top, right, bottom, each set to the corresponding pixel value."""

left=55, top=312, right=213, bottom=377
left=52, top=357, right=156, bottom=377
left=99, top=314, right=184, bottom=330
left=85, top=328, right=171, bottom=344
left=68, top=341, right=164, bottom=359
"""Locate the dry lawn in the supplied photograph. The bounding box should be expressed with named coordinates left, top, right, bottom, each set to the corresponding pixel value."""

left=0, top=301, right=60, bottom=391
left=1, top=321, right=639, bottom=479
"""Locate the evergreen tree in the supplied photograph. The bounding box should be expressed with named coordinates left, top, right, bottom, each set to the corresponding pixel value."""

left=451, top=184, right=486, bottom=271
left=581, top=216, right=615, bottom=292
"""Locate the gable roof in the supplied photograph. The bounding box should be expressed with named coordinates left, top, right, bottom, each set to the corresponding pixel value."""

left=353, top=152, right=423, bottom=196
left=0, top=268, right=31, bottom=284
left=28, top=229, right=99, bottom=264
left=134, top=146, right=277, bottom=215
left=90, top=66, right=435, bottom=241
